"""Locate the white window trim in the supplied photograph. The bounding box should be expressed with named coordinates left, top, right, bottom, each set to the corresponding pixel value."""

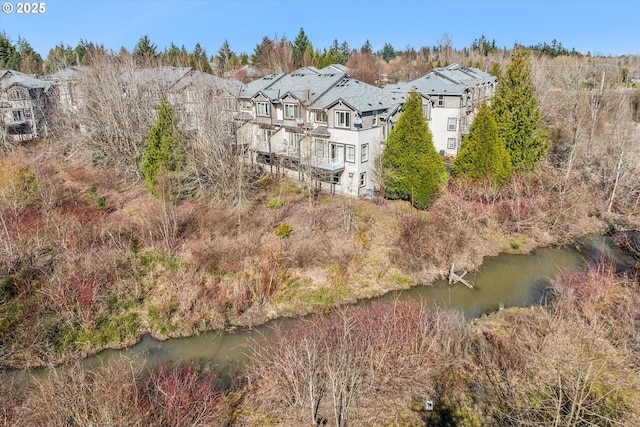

left=12, top=89, right=26, bottom=100
left=256, top=101, right=270, bottom=117
left=345, top=145, right=355, bottom=163
left=335, top=110, right=351, bottom=128
left=329, top=143, right=344, bottom=164
left=361, top=143, right=369, bottom=163
left=447, top=117, right=457, bottom=131
left=372, top=110, right=378, bottom=126
left=315, top=140, right=325, bottom=158
left=447, top=138, right=457, bottom=150
left=438, top=95, right=444, bottom=107
left=284, top=103, right=300, bottom=119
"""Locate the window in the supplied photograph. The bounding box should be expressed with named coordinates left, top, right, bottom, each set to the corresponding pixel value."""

left=447, top=138, right=457, bottom=150
left=188, top=114, right=197, bottom=128
left=438, top=95, right=444, bottom=107
left=361, top=143, right=369, bottom=163
left=422, top=104, right=431, bottom=120
left=329, top=143, right=344, bottom=163
left=223, top=97, right=235, bottom=110
left=359, top=172, right=366, bottom=187
left=24, top=109, right=32, bottom=119
left=447, top=117, right=457, bottom=131
left=315, top=140, right=325, bottom=158
left=315, top=110, right=328, bottom=123
left=12, top=110, right=24, bottom=122
left=345, top=145, right=355, bottom=163
left=262, top=129, right=274, bottom=142
left=292, top=133, right=304, bottom=147
left=284, top=103, right=300, bottom=119
left=372, top=110, right=378, bottom=126
left=381, top=125, right=387, bottom=141
left=11, top=89, right=26, bottom=100
left=256, top=102, right=270, bottom=117
left=335, top=110, right=350, bottom=128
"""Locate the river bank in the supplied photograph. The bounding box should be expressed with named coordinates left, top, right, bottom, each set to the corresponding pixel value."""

left=1, top=143, right=637, bottom=371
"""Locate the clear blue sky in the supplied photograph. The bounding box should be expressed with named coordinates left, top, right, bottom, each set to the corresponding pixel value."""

left=1, top=0, right=638, bottom=58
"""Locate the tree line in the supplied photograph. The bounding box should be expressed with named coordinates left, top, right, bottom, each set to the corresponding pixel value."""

left=0, top=28, right=601, bottom=81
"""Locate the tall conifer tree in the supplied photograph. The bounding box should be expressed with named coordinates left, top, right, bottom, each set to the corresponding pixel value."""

left=492, top=47, right=548, bottom=170
left=380, top=91, right=447, bottom=209
left=452, top=103, right=512, bottom=183
left=292, top=28, right=311, bottom=67
left=142, top=98, right=184, bottom=197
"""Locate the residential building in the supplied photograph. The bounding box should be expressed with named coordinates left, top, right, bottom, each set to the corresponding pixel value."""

left=0, top=69, right=53, bottom=142
left=235, top=65, right=406, bottom=197
left=44, top=66, right=89, bottom=115
left=385, top=64, right=497, bottom=156
left=168, top=69, right=243, bottom=134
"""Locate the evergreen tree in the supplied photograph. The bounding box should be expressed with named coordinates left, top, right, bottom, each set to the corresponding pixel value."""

left=191, top=43, right=213, bottom=73
left=360, top=40, right=373, bottom=54
left=451, top=103, right=512, bottom=183
left=0, top=32, right=21, bottom=70
left=378, top=43, right=396, bottom=62
left=492, top=47, right=548, bottom=171
left=142, top=98, right=184, bottom=197
left=252, top=36, right=272, bottom=69
left=133, top=35, right=157, bottom=66
left=292, top=28, right=311, bottom=67
left=380, top=91, right=447, bottom=209
left=216, top=39, right=236, bottom=73
left=488, top=61, right=502, bottom=79
left=16, top=36, right=43, bottom=73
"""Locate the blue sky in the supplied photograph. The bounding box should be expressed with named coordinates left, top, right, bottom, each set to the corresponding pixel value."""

left=1, top=0, right=638, bottom=58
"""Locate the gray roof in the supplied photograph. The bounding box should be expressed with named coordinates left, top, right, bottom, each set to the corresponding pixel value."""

left=258, top=69, right=346, bottom=104
left=44, top=66, right=90, bottom=81
left=321, top=64, right=349, bottom=74
left=171, top=70, right=243, bottom=95
left=122, top=66, right=194, bottom=89
left=312, top=77, right=406, bottom=114
left=238, top=72, right=285, bottom=99
left=0, top=69, right=52, bottom=91
left=238, top=64, right=351, bottom=103
left=385, top=63, right=496, bottom=97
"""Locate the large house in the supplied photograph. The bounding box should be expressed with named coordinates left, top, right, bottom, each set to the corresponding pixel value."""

left=385, top=64, right=497, bottom=156
left=0, top=69, right=53, bottom=142
left=234, top=64, right=406, bottom=197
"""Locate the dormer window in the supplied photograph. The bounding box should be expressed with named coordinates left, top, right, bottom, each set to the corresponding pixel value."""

left=11, top=89, right=26, bottom=100
left=256, top=102, right=270, bottom=117
left=284, top=103, right=300, bottom=119
left=335, top=110, right=350, bottom=128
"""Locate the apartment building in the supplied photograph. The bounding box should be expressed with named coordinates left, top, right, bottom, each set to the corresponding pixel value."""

left=0, top=69, right=53, bottom=142
left=234, top=65, right=406, bottom=197
left=385, top=64, right=497, bottom=156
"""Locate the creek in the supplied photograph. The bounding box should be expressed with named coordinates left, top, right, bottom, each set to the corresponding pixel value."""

left=13, top=234, right=638, bottom=383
